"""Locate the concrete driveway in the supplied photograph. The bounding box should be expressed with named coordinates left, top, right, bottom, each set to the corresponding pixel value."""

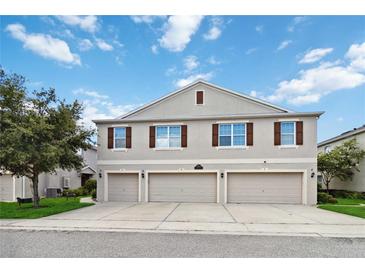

left=1, top=202, right=365, bottom=237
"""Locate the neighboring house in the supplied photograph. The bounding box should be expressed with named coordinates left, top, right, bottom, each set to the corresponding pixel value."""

left=0, top=147, right=97, bottom=201
left=318, top=125, right=365, bottom=192
left=93, top=80, right=323, bottom=205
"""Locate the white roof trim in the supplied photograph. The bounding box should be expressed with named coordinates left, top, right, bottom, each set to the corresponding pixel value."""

left=318, top=126, right=365, bottom=147
left=81, top=166, right=96, bottom=173
left=117, top=80, right=291, bottom=120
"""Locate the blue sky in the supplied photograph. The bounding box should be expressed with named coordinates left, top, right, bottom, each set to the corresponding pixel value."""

left=1, top=15, right=365, bottom=142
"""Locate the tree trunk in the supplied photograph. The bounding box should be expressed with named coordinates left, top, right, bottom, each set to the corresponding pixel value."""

left=325, top=181, right=330, bottom=194
left=31, top=174, right=40, bottom=208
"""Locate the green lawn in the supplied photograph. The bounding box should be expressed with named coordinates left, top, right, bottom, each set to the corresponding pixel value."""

left=0, top=197, right=94, bottom=219
left=318, top=198, right=365, bottom=219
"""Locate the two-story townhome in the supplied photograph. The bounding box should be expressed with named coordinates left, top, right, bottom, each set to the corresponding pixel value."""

left=318, top=125, right=365, bottom=192
left=93, top=80, right=323, bottom=205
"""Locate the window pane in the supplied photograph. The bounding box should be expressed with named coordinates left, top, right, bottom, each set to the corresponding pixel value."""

left=169, top=126, right=181, bottom=137
left=281, top=134, right=295, bottom=145
left=219, top=124, right=231, bottom=136
left=156, top=138, right=169, bottom=148
left=233, top=123, right=245, bottom=135
left=115, top=138, right=126, bottom=149
left=115, top=127, right=126, bottom=138
left=233, top=135, right=245, bottom=146
left=169, top=137, right=181, bottom=148
left=219, top=136, right=231, bottom=146
left=156, top=126, right=168, bottom=138
left=281, top=122, right=294, bottom=134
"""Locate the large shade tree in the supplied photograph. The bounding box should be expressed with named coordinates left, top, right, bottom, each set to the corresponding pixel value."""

left=0, top=69, right=94, bottom=207
left=318, top=139, right=365, bottom=192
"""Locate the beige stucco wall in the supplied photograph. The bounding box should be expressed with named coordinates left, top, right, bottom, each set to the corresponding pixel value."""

left=95, top=115, right=318, bottom=205
left=125, top=83, right=284, bottom=120
left=318, top=132, right=365, bottom=192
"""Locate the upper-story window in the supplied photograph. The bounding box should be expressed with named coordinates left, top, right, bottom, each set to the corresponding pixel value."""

left=280, top=122, right=295, bottom=145
left=219, top=123, right=246, bottom=147
left=156, top=125, right=181, bottom=148
left=114, top=127, right=126, bottom=149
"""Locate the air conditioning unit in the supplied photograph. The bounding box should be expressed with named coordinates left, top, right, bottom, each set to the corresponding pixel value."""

left=63, top=177, right=71, bottom=189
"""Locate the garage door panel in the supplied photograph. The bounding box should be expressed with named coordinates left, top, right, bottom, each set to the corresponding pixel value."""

left=228, top=173, right=302, bottom=204
left=108, top=173, right=138, bottom=202
left=149, top=173, right=217, bottom=203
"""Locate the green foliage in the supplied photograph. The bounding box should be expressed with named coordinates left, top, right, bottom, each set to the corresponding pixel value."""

left=91, top=189, right=96, bottom=199
left=0, top=69, right=95, bottom=207
left=317, top=192, right=337, bottom=204
left=83, top=179, right=97, bottom=193
left=0, top=197, right=93, bottom=219
left=318, top=139, right=365, bottom=192
left=329, top=190, right=365, bottom=200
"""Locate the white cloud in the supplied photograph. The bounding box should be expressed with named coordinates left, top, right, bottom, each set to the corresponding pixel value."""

left=57, top=16, right=99, bottom=33
left=266, top=48, right=365, bottom=105
left=337, top=117, right=344, bottom=122
left=5, top=23, right=81, bottom=66
left=249, top=90, right=258, bottom=97
left=151, top=44, right=159, bottom=54
left=95, top=39, right=114, bottom=51
left=255, top=25, right=264, bottom=33
left=165, top=66, right=177, bottom=76
left=159, top=15, right=204, bottom=52
left=299, top=48, right=333, bottom=64
left=130, top=16, right=164, bottom=24
left=277, top=40, right=293, bottom=51
left=78, top=39, right=93, bottom=51
left=288, top=16, right=308, bottom=32
left=245, top=48, right=257, bottom=55
left=203, top=16, right=223, bottom=41
left=74, top=88, right=140, bottom=129
left=207, top=56, right=220, bottom=65
left=175, top=72, right=213, bottom=88
left=346, top=42, right=365, bottom=72
left=183, top=55, right=199, bottom=71
left=203, top=26, right=221, bottom=40
left=73, top=88, right=109, bottom=99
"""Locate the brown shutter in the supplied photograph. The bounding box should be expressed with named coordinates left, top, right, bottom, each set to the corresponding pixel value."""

left=296, top=121, right=303, bottom=145
left=274, top=122, right=281, bottom=146
left=212, top=124, right=218, bottom=147
left=107, top=127, right=114, bottom=149
left=126, top=127, right=132, bottom=148
left=246, top=123, right=253, bottom=146
left=181, top=125, right=187, bottom=147
left=149, top=126, right=155, bottom=148
left=196, top=91, right=204, bottom=104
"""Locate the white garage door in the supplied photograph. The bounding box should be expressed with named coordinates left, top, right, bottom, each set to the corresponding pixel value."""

left=149, top=173, right=217, bottom=203
left=0, top=175, right=14, bottom=202
left=108, top=173, right=139, bottom=202
left=227, top=172, right=302, bottom=204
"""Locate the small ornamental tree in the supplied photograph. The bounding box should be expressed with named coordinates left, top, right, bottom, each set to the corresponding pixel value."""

left=0, top=69, right=94, bottom=207
left=318, top=139, right=365, bottom=192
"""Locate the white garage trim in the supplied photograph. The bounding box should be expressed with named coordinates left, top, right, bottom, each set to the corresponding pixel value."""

left=103, top=170, right=142, bottom=202
left=224, top=169, right=307, bottom=205
left=145, top=170, right=220, bottom=203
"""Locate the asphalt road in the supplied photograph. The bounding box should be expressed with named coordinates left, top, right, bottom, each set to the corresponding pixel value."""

left=1, top=229, right=365, bottom=257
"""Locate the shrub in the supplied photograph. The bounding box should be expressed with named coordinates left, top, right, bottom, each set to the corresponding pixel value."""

left=329, top=189, right=365, bottom=199
left=318, top=192, right=336, bottom=204
left=91, top=189, right=96, bottom=199
left=84, top=179, right=97, bottom=194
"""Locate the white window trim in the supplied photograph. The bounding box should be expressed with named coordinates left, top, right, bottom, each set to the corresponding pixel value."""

left=153, top=147, right=184, bottom=151
left=113, top=127, right=127, bottom=149
left=218, top=123, right=247, bottom=148
left=195, top=90, right=205, bottom=105
left=280, top=121, right=296, bottom=146
left=155, top=125, right=182, bottom=149
left=112, top=148, right=129, bottom=152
